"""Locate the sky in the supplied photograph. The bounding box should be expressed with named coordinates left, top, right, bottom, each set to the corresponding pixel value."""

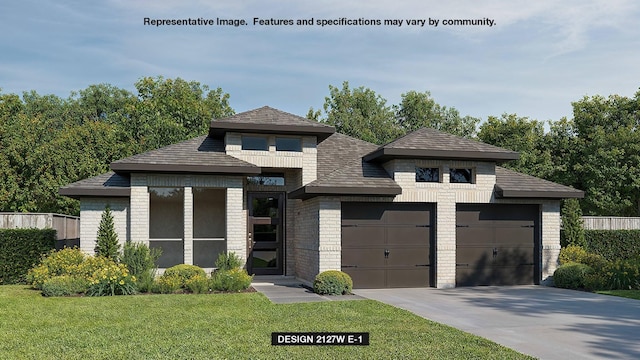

left=1, top=0, right=639, bottom=123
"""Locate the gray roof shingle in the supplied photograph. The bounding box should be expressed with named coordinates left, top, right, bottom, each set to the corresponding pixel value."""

left=59, top=172, right=130, bottom=199
left=209, top=106, right=335, bottom=141
left=495, top=166, right=584, bottom=198
left=110, top=135, right=260, bottom=174
left=364, top=127, right=519, bottom=163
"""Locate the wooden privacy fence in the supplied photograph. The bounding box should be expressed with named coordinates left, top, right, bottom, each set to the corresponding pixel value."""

left=582, top=216, right=640, bottom=230
left=0, top=213, right=80, bottom=249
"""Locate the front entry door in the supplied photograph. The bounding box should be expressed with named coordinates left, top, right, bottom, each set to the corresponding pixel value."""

left=247, top=193, right=284, bottom=275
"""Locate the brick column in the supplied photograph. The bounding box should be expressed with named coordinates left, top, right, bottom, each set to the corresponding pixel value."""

left=541, top=201, right=561, bottom=284
left=129, top=178, right=149, bottom=246
left=226, top=187, right=246, bottom=264
left=184, top=186, right=193, bottom=265
left=436, top=198, right=456, bottom=288
left=318, top=198, right=341, bottom=273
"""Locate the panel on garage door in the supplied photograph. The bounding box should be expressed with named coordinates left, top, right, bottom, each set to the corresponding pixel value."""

left=456, top=204, right=539, bottom=286
left=341, top=203, right=433, bottom=288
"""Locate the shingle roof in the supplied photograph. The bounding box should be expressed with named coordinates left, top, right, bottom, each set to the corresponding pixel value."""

left=364, top=127, right=519, bottom=163
left=209, top=106, right=335, bottom=141
left=110, top=135, right=260, bottom=175
left=495, top=166, right=584, bottom=199
left=59, top=172, right=130, bottom=199
left=316, top=133, right=379, bottom=178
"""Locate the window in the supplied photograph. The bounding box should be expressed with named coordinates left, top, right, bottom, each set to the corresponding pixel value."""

left=450, top=168, right=474, bottom=183
left=192, top=188, right=226, bottom=268
left=241, top=136, right=268, bottom=150
left=247, top=173, right=285, bottom=186
left=416, top=167, right=440, bottom=182
left=149, top=187, right=184, bottom=268
left=275, top=137, right=301, bottom=152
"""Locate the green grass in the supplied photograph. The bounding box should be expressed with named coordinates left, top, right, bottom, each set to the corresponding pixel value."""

left=0, top=285, right=533, bottom=360
left=597, top=290, right=640, bottom=300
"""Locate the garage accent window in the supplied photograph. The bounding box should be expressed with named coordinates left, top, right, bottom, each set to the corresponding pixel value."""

left=450, top=168, right=474, bottom=183
left=415, top=167, right=440, bottom=182
left=149, top=187, right=184, bottom=268
left=242, top=136, right=268, bottom=151
left=275, top=137, right=301, bottom=152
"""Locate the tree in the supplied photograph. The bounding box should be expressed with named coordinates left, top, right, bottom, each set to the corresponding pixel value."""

left=561, top=198, right=586, bottom=248
left=312, top=81, right=401, bottom=145
left=95, top=205, right=120, bottom=260
left=394, top=90, right=479, bottom=138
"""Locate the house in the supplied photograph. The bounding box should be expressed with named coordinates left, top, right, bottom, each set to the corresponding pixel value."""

left=60, top=106, right=583, bottom=288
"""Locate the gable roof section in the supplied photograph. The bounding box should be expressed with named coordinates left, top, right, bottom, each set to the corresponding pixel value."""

left=209, top=106, right=335, bottom=142
left=59, top=172, right=130, bottom=199
left=290, top=133, right=400, bottom=199
left=495, top=166, right=584, bottom=199
left=364, top=127, right=520, bottom=163
left=110, top=135, right=260, bottom=175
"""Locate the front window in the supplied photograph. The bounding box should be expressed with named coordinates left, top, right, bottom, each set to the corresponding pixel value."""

left=416, top=167, right=440, bottom=182
left=193, top=188, right=226, bottom=268
left=242, top=136, right=268, bottom=151
left=450, top=168, right=474, bottom=183
left=275, top=137, right=302, bottom=152
left=247, top=173, right=285, bottom=186
left=149, top=187, right=184, bottom=268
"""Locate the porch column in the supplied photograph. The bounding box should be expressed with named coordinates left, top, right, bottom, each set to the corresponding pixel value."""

left=226, top=187, right=246, bottom=264
left=184, top=186, right=193, bottom=265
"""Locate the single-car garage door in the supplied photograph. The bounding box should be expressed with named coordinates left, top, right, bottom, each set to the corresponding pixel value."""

left=341, top=202, right=434, bottom=288
left=456, top=204, right=539, bottom=286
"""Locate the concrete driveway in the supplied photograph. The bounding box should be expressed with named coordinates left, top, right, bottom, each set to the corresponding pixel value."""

left=354, top=286, right=640, bottom=359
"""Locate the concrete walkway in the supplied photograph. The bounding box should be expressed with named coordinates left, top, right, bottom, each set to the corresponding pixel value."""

left=251, top=276, right=364, bottom=304
left=354, top=286, right=640, bottom=360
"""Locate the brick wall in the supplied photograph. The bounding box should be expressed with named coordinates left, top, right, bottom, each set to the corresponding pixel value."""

left=79, top=197, right=129, bottom=255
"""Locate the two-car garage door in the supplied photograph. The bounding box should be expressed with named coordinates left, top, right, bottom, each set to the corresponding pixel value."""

left=341, top=203, right=434, bottom=288
left=341, top=202, right=539, bottom=288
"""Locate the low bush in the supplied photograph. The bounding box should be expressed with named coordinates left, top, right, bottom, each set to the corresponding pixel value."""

left=185, top=274, right=210, bottom=294
left=87, top=262, right=137, bottom=296
left=585, top=259, right=640, bottom=291
left=162, top=264, right=206, bottom=286
left=559, top=245, right=607, bottom=270
left=27, top=248, right=87, bottom=289
left=121, top=241, right=161, bottom=293
left=153, top=274, right=183, bottom=294
left=215, top=252, right=243, bottom=271
left=41, top=275, right=89, bottom=297
left=313, top=270, right=353, bottom=295
left=553, top=262, right=594, bottom=289
left=210, top=268, right=252, bottom=292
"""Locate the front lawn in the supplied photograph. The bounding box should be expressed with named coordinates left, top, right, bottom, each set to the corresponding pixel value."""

left=597, top=290, right=640, bottom=300
left=0, top=286, right=532, bottom=359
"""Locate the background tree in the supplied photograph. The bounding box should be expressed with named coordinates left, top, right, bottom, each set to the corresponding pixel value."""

left=394, top=90, right=479, bottom=138
left=95, top=205, right=120, bottom=260
left=310, top=81, right=401, bottom=145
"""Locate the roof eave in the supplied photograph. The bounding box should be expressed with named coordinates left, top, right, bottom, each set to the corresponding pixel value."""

left=209, top=123, right=335, bottom=142
left=364, top=148, right=520, bottom=164
left=288, top=185, right=401, bottom=200
left=110, top=163, right=261, bottom=175
left=495, top=186, right=585, bottom=199
left=59, top=187, right=131, bottom=199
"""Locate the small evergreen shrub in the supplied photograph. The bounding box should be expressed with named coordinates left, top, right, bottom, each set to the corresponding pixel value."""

left=313, top=270, right=353, bottom=295
left=41, top=276, right=89, bottom=297
left=153, top=274, right=183, bottom=294
left=560, top=199, right=585, bottom=248
left=553, top=262, right=594, bottom=289
left=210, top=268, right=253, bottom=292
left=214, top=252, right=243, bottom=271
left=87, top=262, right=137, bottom=296
left=95, top=205, right=120, bottom=261
left=121, top=241, right=161, bottom=292
left=185, top=274, right=210, bottom=294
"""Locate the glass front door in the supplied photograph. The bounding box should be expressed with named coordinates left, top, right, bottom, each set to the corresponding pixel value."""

left=247, top=193, right=284, bottom=275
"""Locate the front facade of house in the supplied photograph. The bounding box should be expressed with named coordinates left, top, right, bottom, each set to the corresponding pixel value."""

left=61, top=106, right=583, bottom=288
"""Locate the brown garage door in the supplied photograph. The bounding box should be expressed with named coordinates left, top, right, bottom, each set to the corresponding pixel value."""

left=456, top=204, right=539, bottom=286
left=341, top=202, right=433, bottom=288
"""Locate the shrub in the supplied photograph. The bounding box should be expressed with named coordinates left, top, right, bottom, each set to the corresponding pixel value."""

left=584, top=230, right=640, bottom=261
left=214, top=252, right=243, bottom=271
left=210, top=268, right=253, bottom=292
left=185, top=274, right=210, bottom=294
left=87, top=262, right=137, bottom=296
left=553, top=262, right=594, bottom=289
left=121, top=241, right=161, bottom=292
left=153, top=274, right=183, bottom=294
left=41, top=275, right=89, bottom=297
left=585, top=259, right=640, bottom=291
left=558, top=245, right=588, bottom=265
left=0, top=228, right=56, bottom=284
left=560, top=199, right=585, bottom=248
left=27, top=247, right=87, bottom=289
left=163, top=264, right=206, bottom=286
left=313, top=270, right=353, bottom=295
left=95, top=205, right=120, bottom=261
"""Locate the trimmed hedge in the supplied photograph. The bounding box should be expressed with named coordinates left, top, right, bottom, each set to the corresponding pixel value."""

left=553, top=262, right=594, bottom=289
left=0, top=229, right=56, bottom=284
left=584, top=230, right=640, bottom=261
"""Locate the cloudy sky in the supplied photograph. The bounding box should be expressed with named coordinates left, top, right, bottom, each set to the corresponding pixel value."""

left=1, top=0, right=639, bottom=123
